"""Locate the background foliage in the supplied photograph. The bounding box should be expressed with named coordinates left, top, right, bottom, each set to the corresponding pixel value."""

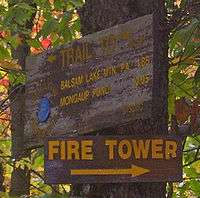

left=0, top=0, right=199, bottom=197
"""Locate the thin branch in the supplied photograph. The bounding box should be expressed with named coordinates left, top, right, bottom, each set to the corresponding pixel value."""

left=183, top=177, right=200, bottom=181
left=0, top=84, right=24, bottom=111
left=30, top=184, right=47, bottom=194
left=0, top=123, right=10, bottom=136
left=183, top=147, right=199, bottom=152
left=31, top=169, right=62, bottom=195
left=191, top=135, right=200, bottom=144
left=167, top=182, right=173, bottom=198
left=183, top=157, right=200, bottom=167
left=171, top=80, right=196, bottom=99
left=170, top=45, right=200, bottom=68
left=60, top=184, right=67, bottom=194
left=0, top=153, right=62, bottom=195
left=182, top=137, right=187, bottom=150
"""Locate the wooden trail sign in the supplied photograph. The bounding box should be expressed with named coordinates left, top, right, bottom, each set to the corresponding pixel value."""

left=25, top=14, right=161, bottom=148
left=45, top=135, right=182, bottom=184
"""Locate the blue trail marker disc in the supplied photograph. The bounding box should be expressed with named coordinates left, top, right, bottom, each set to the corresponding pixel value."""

left=37, top=97, right=51, bottom=123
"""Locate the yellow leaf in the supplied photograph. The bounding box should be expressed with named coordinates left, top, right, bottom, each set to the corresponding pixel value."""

left=0, top=59, right=21, bottom=71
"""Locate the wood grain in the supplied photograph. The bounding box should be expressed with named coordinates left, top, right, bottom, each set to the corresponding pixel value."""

left=25, top=14, right=155, bottom=148
left=44, top=135, right=182, bottom=184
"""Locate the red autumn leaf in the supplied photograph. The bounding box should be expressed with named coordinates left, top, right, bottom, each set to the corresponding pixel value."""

left=0, top=31, right=8, bottom=38
left=41, top=37, right=52, bottom=49
left=0, top=78, right=9, bottom=87
left=0, top=32, right=4, bottom=38
left=175, top=98, right=191, bottom=124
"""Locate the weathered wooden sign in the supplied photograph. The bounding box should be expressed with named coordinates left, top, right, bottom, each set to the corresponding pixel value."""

left=45, top=135, right=182, bottom=184
left=25, top=14, right=157, bottom=148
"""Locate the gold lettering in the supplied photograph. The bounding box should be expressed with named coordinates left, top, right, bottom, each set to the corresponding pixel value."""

left=100, top=36, right=109, bottom=52
left=120, top=63, right=130, bottom=72
left=86, top=69, right=101, bottom=83
left=105, top=140, right=117, bottom=160
left=103, top=66, right=117, bottom=77
left=138, top=55, right=151, bottom=67
left=75, top=46, right=83, bottom=63
left=118, top=140, right=132, bottom=159
left=81, top=140, right=93, bottom=160
left=60, top=90, right=90, bottom=107
left=66, top=47, right=75, bottom=65
left=127, top=103, right=143, bottom=113
left=152, top=139, right=164, bottom=159
left=60, top=141, right=66, bottom=160
left=61, top=44, right=92, bottom=69
left=60, top=75, right=84, bottom=90
left=48, top=140, right=59, bottom=160
left=84, top=43, right=92, bottom=60
left=165, top=141, right=177, bottom=160
left=119, top=31, right=130, bottom=41
left=132, top=140, right=150, bottom=159
left=134, top=75, right=151, bottom=87
left=67, top=140, right=80, bottom=160
left=61, top=50, right=66, bottom=69
left=128, top=35, right=145, bottom=49
left=92, top=86, right=111, bottom=98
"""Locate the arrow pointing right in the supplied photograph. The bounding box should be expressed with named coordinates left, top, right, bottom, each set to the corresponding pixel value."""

left=130, top=165, right=150, bottom=177
left=71, top=164, right=150, bottom=177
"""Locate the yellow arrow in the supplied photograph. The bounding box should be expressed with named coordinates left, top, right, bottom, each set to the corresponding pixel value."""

left=71, top=165, right=150, bottom=177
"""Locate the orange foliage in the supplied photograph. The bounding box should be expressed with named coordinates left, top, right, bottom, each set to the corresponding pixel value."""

left=175, top=98, right=191, bottom=124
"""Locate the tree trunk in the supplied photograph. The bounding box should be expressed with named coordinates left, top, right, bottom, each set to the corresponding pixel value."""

left=70, top=0, right=168, bottom=197
left=10, top=71, right=31, bottom=196
left=9, top=0, right=36, bottom=195
left=0, top=163, right=5, bottom=192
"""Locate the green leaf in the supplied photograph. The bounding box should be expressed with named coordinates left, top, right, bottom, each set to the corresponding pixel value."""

left=5, top=35, right=21, bottom=49
left=54, top=0, right=65, bottom=10
left=32, top=153, right=44, bottom=169
left=69, top=0, right=84, bottom=8
left=184, top=166, right=199, bottom=178
left=189, top=180, right=200, bottom=196
left=34, top=0, right=51, bottom=10
left=8, top=72, right=26, bottom=86
left=0, top=45, right=11, bottom=60
left=0, top=5, right=6, bottom=15
left=40, top=18, right=59, bottom=37
left=71, top=18, right=81, bottom=38
left=27, top=39, right=41, bottom=48
left=0, top=192, right=10, bottom=198
left=51, top=33, right=61, bottom=47
left=62, top=28, right=72, bottom=42
left=59, top=13, right=72, bottom=30
left=169, top=19, right=200, bottom=59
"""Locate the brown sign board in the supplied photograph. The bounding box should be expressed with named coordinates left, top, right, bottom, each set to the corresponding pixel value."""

left=25, top=14, right=160, bottom=148
left=44, top=135, right=182, bottom=184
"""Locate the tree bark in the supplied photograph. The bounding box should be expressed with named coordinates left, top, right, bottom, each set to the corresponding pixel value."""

left=9, top=0, right=36, bottom=195
left=10, top=82, right=31, bottom=196
left=70, top=0, right=168, bottom=197
left=0, top=163, right=5, bottom=192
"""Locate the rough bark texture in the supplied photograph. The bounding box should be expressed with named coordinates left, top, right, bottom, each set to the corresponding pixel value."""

left=10, top=83, right=31, bottom=196
left=0, top=163, right=5, bottom=192
left=70, top=0, right=169, bottom=197
left=9, top=0, right=36, bottom=195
